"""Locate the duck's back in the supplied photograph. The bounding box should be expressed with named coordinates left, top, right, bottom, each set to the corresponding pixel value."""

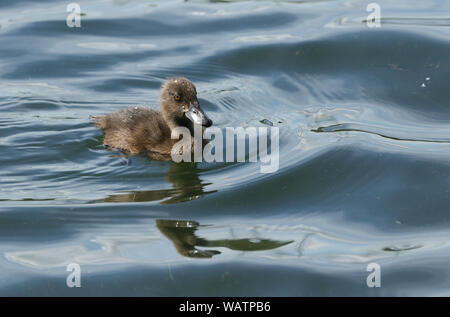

left=93, top=107, right=172, bottom=154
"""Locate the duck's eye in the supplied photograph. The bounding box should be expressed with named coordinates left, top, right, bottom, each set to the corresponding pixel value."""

left=174, top=95, right=181, bottom=101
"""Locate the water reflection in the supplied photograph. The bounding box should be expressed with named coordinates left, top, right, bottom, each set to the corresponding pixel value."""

left=99, top=162, right=216, bottom=204
left=156, top=219, right=294, bottom=258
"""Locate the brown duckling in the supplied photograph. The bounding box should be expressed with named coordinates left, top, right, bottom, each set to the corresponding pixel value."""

left=92, top=77, right=213, bottom=159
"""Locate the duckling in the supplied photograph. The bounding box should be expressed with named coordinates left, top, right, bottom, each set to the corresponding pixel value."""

left=92, top=77, right=213, bottom=159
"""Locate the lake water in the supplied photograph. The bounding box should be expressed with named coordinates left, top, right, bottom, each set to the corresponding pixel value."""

left=0, top=0, right=449, bottom=296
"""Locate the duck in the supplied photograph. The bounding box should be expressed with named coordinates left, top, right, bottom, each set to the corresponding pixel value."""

left=92, top=77, right=213, bottom=160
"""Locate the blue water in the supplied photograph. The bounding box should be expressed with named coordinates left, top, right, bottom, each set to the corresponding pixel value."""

left=0, top=0, right=449, bottom=296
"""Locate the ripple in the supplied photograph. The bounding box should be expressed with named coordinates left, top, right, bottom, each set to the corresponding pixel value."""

left=313, top=122, right=450, bottom=143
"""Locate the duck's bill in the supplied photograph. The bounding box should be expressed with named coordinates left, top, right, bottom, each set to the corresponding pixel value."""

left=186, top=104, right=213, bottom=127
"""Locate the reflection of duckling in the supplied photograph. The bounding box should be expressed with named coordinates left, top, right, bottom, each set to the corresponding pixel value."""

left=156, top=220, right=220, bottom=258
left=92, top=77, right=212, bottom=159
left=95, top=162, right=216, bottom=204
left=156, top=219, right=293, bottom=258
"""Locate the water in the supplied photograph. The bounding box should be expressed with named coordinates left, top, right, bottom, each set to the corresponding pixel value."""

left=0, top=0, right=449, bottom=296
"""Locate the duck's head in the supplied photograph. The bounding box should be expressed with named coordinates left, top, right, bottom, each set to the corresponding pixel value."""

left=160, top=77, right=213, bottom=131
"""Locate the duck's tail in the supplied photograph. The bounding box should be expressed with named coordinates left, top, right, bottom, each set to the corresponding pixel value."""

left=89, top=115, right=105, bottom=128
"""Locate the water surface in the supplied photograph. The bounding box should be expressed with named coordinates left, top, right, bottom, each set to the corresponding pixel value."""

left=0, top=0, right=450, bottom=296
